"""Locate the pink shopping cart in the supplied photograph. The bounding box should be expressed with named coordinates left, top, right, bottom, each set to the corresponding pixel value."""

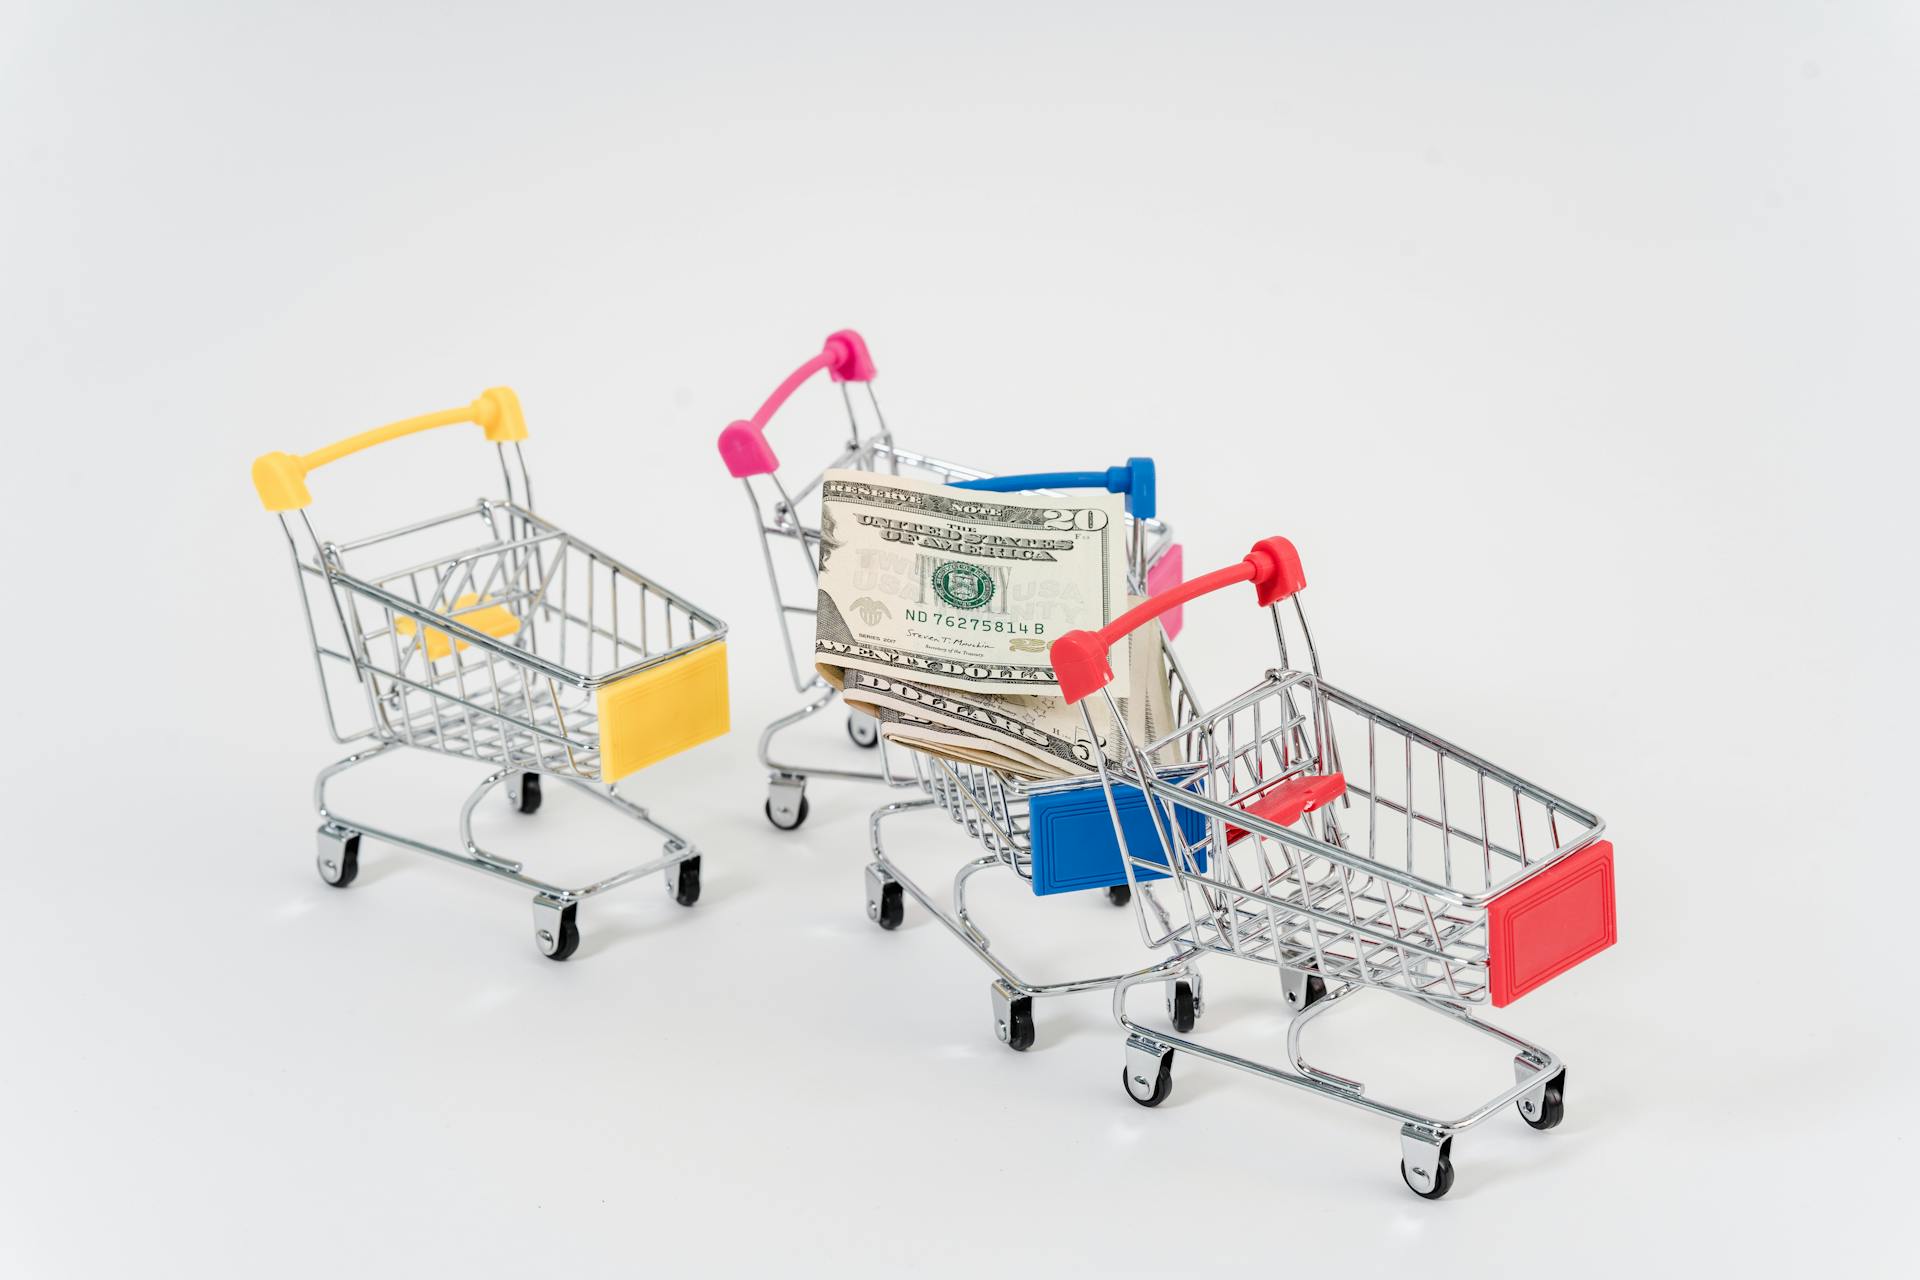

left=718, top=330, right=1186, bottom=833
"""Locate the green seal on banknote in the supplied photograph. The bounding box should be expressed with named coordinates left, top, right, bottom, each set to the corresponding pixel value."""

left=931, top=561, right=995, bottom=610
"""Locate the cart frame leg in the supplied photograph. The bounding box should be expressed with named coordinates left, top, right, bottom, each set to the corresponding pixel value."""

left=1113, top=970, right=1565, bottom=1195
left=867, top=797, right=1192, bottom=1048
left=760, top=684, right=899, bottom=795
left=310, top=743, right=703, bottom=956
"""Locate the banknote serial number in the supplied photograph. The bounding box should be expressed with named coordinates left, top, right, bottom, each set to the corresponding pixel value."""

left=905, top=609, right=1045, bottom=635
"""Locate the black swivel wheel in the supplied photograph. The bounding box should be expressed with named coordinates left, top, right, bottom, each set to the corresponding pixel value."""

left=1286, top=973, right=1329, bottom=1011
left=766, top=793, right=811, bottom=830
left=1170, top=980, right=1197, bottom=1033
left=511, top=773, right=542, bottom=814
left=316, top=826, right=360, bottom=888
left=847, top=711, right=880, bottom=749
left=671, top=856, right=702, bottom=907
left=1401, top=1140, right=1456, bottom=1200
left=537, top=901, right=581, bottom=962
left=1124, top=1055, right=1174, bottom=1107
left=872, top=880, right=904, bottom=930
left=1519, top=1070, right=1566, bottom=1130
left=1001, top=996, right=1036, bottom=1052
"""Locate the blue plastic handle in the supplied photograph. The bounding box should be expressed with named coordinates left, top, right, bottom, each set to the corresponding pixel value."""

left=949, top=457, right=1156, bottom=520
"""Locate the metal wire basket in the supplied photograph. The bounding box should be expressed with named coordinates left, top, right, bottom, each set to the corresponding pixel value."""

left=1051, top=535, right=1615, bottom=1198
left=307, top=498, right=724, bottom=783
left=256, top=389, right=727, bottom=960
left=718, top=329, right=1181, bottom=830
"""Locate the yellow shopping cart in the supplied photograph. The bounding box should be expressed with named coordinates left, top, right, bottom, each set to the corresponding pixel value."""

left=254, top=389, right=728, bottom=959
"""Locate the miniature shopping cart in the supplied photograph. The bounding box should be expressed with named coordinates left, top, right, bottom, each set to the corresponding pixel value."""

left=718, top=330, right=1185, bottom=831
left=839, top=447, right=1200, bottom=1050
left=1051, top=537, right=1616, bottom=1199
left=254, top=389, right=729, bottom=960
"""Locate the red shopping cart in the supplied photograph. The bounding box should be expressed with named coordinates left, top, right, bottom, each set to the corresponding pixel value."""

left=1051, top=537, right=1616, bottom=1198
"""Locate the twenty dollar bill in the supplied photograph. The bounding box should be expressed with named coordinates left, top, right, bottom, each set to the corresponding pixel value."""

left=813, top=469, right=1131, bottom=696
left=839, top=614, right=1173, bottom=780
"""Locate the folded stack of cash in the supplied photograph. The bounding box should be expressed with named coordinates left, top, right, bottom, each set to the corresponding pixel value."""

left=812, top=470, right=1171, bottom=781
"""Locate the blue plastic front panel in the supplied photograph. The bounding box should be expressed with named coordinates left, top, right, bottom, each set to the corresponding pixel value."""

left=1028, top=778, right=1207, bottom=896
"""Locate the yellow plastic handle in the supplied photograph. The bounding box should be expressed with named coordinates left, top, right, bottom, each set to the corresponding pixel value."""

left=251, top=387, right=527, bottom=512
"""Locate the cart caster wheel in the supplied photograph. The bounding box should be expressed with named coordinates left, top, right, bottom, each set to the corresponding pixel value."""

left=846, top=710, right=880, bottom=749
left=867, top=864, right=904, bottom=930
left=508, top=772, right=542, bottom=814
left=1282, top=969, right=1329, bottom=1011
left=1106, top=883, right=1131, bottom=907
left=992, top=981, right=1035, bottom=1052
left=1519, top=1070, right=1566, bottom=1130
left=1170, top=980, right=1197, bottom=1034
left=315, top=825, right=360, bottom=888
left=1401, top=1152, right=1455, bottom=1200
left=1400, top=1138, right=1455, bottom=1200
left=765, top=782, right=810, bottom=831
left=1124, top=1035, right=1174, bottom=1106
left=533, top=900, right=580, bottom=961
left=1001, top=999, right=1035, bottom=1052
left=1124, top=1056, right=1173, bottom=1107
left=669, top=855, right=702, bottom=908
left=764, top=795, right=811, bottom=829
left=872, top=881, right=903, bottom=930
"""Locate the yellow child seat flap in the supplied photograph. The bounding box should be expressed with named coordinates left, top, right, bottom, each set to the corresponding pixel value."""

left=395, top=594, right=523, bottom=662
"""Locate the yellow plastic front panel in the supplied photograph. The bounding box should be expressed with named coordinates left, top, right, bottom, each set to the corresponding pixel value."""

left=594, top=642, right=729, bottom=782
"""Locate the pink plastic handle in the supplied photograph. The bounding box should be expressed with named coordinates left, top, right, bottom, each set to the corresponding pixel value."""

left=1051, top=536, right=1306, bottom=703
left=718, top=329, right=876, bottom=478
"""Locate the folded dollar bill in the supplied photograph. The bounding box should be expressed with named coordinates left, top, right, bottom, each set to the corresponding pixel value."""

left=813, top=469, right=1132, bottom=698
left=812, top=468, right=1173, bottom=781
left=839, top=614, right=1171, bottom=780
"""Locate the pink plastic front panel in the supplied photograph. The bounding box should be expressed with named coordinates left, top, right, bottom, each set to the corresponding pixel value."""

left=1146, top=543, right=1184, bottom=639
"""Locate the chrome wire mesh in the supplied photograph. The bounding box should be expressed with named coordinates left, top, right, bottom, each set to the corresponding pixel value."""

left=912, top=754, right=1039, bottom=878
left=1100, top=613, right=1602, bottom=1007
left=902, top=645, right=1200, bottom=882
left=291, top=498, right=723, bottom=782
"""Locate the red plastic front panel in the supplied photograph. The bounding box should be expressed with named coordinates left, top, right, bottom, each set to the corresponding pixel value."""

left=1486, top=840, right=1616, bottom=1007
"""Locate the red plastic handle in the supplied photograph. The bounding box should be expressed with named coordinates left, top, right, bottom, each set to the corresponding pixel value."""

left=1050, top=536, right=1306, bottom=703
left=718, top=329, right=877, bottom=478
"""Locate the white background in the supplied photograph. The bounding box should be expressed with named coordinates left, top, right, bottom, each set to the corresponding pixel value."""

left=3, top=2, right=1912, bottom=1275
